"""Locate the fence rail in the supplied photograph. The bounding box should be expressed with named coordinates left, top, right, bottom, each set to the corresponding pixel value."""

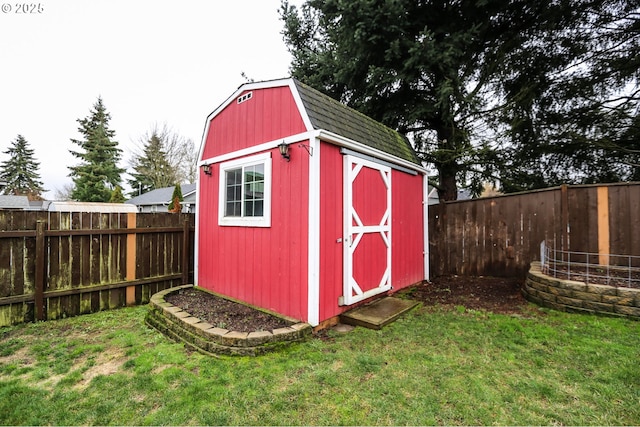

left=540, top=241, right=640, bottom=288
left=0, top=211, right=195, bottom=327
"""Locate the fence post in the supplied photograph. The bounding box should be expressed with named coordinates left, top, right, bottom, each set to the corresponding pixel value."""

left=182, top=218, right=190, bottom=285
left=561, top=184, right=569, bottom=251
left=597, top=185, right=610, bottom=266
left=125, top=212, right=137, bottom=306
left=34, top=220, right=46, bottom=321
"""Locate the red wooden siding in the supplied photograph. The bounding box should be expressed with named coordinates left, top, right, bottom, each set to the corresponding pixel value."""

left=201, top=87, right=307, bottom=160
left=318, top=144, right=425, bottom=321
left=197, top=148, right=310, bottom=321
left=391, top=170, right=425, bottom=286
left=318, top=143, right=344, bottom=322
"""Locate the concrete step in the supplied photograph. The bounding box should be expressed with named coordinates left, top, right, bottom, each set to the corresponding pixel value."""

left=339, top=296, right=420, bottom=330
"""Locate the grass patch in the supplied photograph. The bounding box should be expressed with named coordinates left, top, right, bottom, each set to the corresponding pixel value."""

left=0, top=304, right=638, bottom=425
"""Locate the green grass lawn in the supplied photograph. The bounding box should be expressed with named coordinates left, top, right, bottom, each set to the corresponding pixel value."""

left=0, top=303, right=638, bottom=425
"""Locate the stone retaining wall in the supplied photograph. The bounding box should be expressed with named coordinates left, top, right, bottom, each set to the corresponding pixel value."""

left=145, top=285, right=312, bottom=356
left=524, top=262, right=640, bottom=319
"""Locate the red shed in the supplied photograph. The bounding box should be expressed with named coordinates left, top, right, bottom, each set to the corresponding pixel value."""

left=196, top=78, right=428, bottom=327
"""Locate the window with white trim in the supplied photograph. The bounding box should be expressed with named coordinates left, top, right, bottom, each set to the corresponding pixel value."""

left=218, top=152, right=272, bottom=227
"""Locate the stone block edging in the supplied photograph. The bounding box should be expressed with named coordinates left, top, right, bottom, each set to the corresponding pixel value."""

left=145, top=285, right=312, bottom=356
left=524, top=262, right=640, bottom=319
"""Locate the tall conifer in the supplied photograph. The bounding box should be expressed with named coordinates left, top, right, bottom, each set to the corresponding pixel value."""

left=68, top=97, right=124, bottom=202
left=0, top=134, right=45, bottom=199
left=127, top=130, right=176, bottom=197
left=281, top=0, right=639, bottom=197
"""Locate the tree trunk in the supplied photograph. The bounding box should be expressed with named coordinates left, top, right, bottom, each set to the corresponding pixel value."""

left=435, top=126, right=459, bottom=202
left=437, top=169, right=458, bottom=201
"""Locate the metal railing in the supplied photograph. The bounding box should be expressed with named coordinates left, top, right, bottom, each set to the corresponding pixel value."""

left=540, top=241, right=640, bottom=288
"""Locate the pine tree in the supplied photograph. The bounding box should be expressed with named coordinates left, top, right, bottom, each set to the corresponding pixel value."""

left=127, top=130, right=176, bottom=197
left=281, top=0, right=639, bottom=198
left=168, top=183, right=183, bottom=213
left=68, top=97, right=124, bottom=202
left=0, top=134, right=45, bottom=199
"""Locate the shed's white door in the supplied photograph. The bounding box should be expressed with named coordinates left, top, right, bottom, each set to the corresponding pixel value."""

left=341, top=155, right=391, bottom=306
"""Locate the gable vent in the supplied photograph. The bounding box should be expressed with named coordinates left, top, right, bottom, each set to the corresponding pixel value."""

left=237, top=92, right=253, bottom=104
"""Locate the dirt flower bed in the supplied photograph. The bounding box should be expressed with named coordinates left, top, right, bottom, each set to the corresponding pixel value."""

left=164, top=288, right=292, bottom=333
left=164, top=277, right=528, bottom=334
left=402, top=275, right=527, bottom=314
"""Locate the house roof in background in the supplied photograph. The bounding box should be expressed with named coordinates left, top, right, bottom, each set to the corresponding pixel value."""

left=427, top=186, right=473, bottom=205
left=293, top=80, right=421, bottom=165
left=126, top=183, right=196, bottom=206
left=0, top=195, right=30, bottom=209
left=29, top=200, right=51, bottom=210
left=183, top=191, right=196, bottom=204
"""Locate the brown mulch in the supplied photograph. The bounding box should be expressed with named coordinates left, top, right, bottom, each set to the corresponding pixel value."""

left=402, top=275, right=528, bottom=314
left=165, top=288, right=292, bottom=333
left=164, top=276, right=528, bottom=333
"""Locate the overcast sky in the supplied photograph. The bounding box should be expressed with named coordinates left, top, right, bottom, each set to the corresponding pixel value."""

left=0, top=0, right=303, bottom=198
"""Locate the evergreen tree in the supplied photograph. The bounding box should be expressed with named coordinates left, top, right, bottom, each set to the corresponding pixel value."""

left=281, top=0, right=639, bottom=198
left=68, top=97, right=124, bottom=202
left=168, top=183, right=183, bottom=213
left=496, top=2, right=640, bottom=191
left=0, top=134, right=45, bottom=199
left=109, top=186, right=125, bottom=203
left=127, top=129, right=176, bottom=197
left=127, top=123, right=197, bottom=197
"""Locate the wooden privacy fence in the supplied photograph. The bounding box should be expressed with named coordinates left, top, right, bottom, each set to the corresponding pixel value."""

left=429, top=182, right=640, bottom=278
left=0, top=211, right=195, bottom=327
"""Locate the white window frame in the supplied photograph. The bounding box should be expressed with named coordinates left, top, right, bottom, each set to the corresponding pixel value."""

left=218, top=152, right=272, bottom=227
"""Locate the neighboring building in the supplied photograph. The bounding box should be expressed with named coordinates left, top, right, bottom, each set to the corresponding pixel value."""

left=126, top=184, right=196, bottom=213
left=29, top=200, right=52, bottom=211
left=196, top=78, right=429, bottom=327
left=0, top=195, right=31, bottom=210
left=427, top=186, right=473, bottom=205
left=427, top=186, right=439, bottom=205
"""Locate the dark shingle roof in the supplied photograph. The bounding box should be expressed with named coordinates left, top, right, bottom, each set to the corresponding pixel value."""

left=293, top=80, right=420, bottom=165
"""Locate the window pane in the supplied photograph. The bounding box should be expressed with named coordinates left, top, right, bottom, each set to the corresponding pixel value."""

left=245, top=182, right=258, bottom=200
left=243, top=163, right=265, bottom=217
left=245, top=182, right=263, bottom=198
left=227, top=168, right=241, bottom=185
left=245, top=200, right=254, bottom=216
left=226, top=186, right=236, bottom=201
left=226, top=201, right=241, bottom=217
left=254, top=200, right=263, bottom=216
left=225, top=168, right=242, bottom=217
left=246, top=166, right=264, bottom=183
